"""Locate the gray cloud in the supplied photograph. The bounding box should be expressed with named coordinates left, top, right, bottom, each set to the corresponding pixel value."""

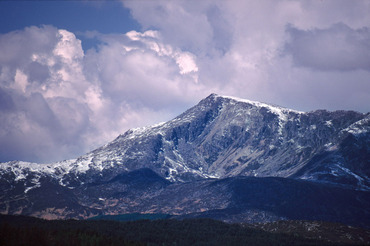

left=206, top=5, right=233, bottom=55
left=285, top=23, right=370, bottom=71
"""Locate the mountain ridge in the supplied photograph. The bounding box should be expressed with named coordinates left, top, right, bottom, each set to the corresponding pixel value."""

left=1, top=93, right=368, bottom=187
left=0, top=93, right=369, bottom=224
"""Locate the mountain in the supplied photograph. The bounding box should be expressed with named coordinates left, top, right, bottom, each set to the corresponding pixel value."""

left=0, top=93, right=369, bottom=226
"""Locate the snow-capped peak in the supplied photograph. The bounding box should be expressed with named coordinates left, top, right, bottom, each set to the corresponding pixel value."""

left=0, top=93, right=368, bottom=191
left=210, top=93, right=304, bottom=115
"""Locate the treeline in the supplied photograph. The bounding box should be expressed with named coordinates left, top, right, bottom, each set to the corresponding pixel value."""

left=0, top=214, right=357, bottom=246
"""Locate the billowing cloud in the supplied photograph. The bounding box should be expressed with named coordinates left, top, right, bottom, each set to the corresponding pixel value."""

left=1, top=0, right=370, bottom=163
left=82, top=29, right=205, bottom=117
left=0, top=26, right=92, bottom=162
left=0, top=25, right=203, bottom=163
left=124, top=0, right=370, bottom=112
left=285, top=23, right=370, bottom=71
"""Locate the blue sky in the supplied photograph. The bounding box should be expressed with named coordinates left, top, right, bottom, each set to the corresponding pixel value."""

left=0, top=1, right=140, bottom=50
left=0, top=0, right=369, bottom=163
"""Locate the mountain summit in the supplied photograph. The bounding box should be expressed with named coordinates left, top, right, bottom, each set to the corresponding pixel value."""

left=1, top=94, right=369, bottom=224
left=78, top=93, right=368, bottom=187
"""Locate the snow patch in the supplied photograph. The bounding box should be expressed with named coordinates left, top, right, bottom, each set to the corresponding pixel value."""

left=342, top=116, right=370, bottom=136
left=24, top=183, right=41, bottom=193
left=325, top=120, right=333, bottom=127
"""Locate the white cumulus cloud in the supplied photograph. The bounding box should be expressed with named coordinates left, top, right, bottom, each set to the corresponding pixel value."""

left=0, top=25, right=204, bottom=163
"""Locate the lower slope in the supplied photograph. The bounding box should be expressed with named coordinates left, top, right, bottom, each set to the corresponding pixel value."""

left=1, top=168, right=370, bottom=228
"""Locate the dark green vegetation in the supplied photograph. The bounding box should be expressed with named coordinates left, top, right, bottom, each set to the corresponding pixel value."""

left=1, top=214, right=369, bottom=246
left=88, top=213, right=173, bottom=222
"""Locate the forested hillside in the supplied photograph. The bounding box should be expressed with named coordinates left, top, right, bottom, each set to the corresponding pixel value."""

left=1, top=215, right=369, bottom=246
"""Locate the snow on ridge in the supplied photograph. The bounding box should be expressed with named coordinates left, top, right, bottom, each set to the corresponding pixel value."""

left=0, top=158, right=80, bottom=184
left=341, top=115, right=370, bottom=136
left=213, top=94, right=304, bottom=115
left=3, top=122, right=167, bottom=179
left=1, top=161, right=52, bottom=174
left=122, top=122, right=167, bottom=140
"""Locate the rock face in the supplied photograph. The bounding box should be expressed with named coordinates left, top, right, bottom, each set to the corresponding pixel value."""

left=0, top=94, right=369, bottom=226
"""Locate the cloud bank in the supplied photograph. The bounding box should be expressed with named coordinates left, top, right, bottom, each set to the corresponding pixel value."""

left=285, top=23, right=370, bottom=71
left=1, top=0, right=369, bottom=163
